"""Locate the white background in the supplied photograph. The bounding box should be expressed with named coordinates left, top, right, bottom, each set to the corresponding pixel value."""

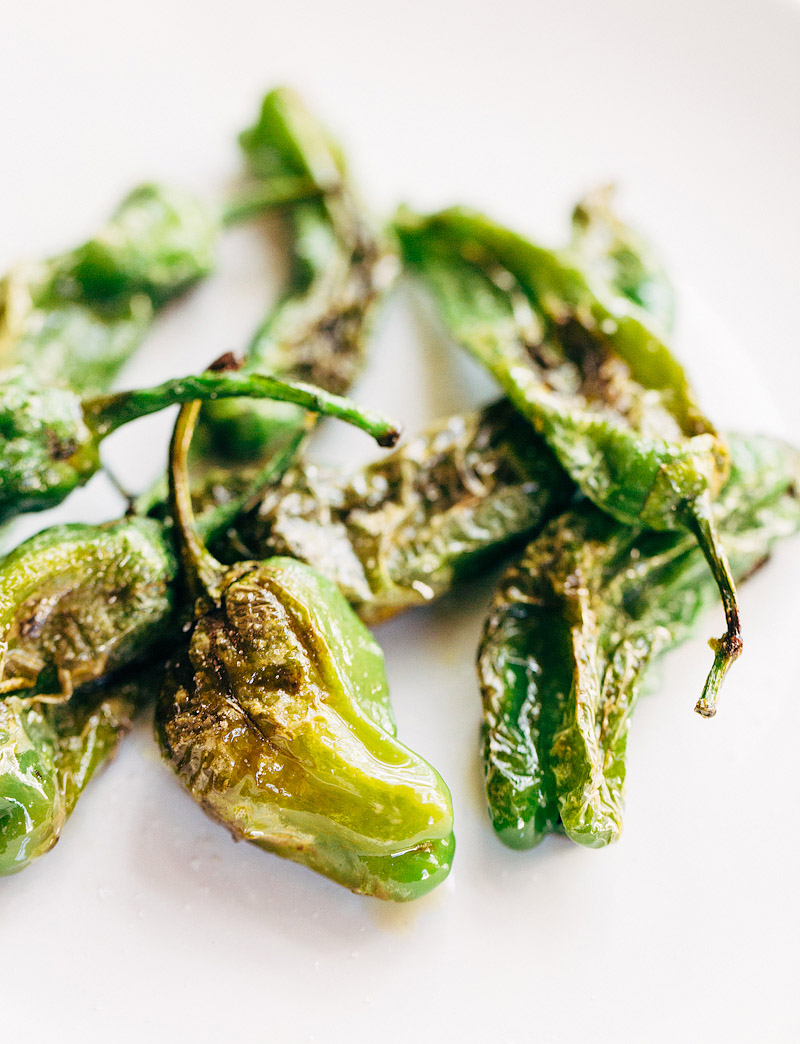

left=2, top=1, right=799, bottom=1041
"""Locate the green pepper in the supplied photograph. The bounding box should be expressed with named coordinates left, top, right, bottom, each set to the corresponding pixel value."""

left=396, top=206, right=739, bottom=716
left=157, top=399, right=454, bottom=900
left=196, top=87, right=397, bottom=466
left=0, top=672, right=150, bottom=875
left=0, top=177, right=318, bottom=401
left=0, top=361, right=397, bottom=525
left=0, top=184, right=221, bottom=397
left=0, top=517, right=177, bottom=699
left=480, top=432, right=800, bottom=849
left=211, top=399, right=574, bottom=624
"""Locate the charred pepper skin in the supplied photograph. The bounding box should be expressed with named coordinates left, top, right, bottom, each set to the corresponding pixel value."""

left=198, top=87, right=397, bottom=465
left=480, top=433, right=800, bottom=850
left=157, top=400, right=454, bottom=901
left=0, top=184, right=220, bottom=397
left=158, top=557, right=455, bottom=900
left=396, top=207, right=739, bottom=716
left=212, top=399, right=575, bottom=624
left=0, top=675, right=148, bottom=875
left=0, top=518, right=177, bottom=700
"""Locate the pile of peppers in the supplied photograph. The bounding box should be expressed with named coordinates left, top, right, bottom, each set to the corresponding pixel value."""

left=0, top=89, right=796, bottom=897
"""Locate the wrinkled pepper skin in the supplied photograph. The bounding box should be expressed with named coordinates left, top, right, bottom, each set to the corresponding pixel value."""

left=157, top=558, right=454, bottom=900
left=212, top=399, right=575, bottom=624
left=0, top=184, right=220, bottom=397
left=0, top=364, right=397, bottom=525
left=0, top=676, right=143, bottom=874
left=0, top=518, right=177, bottom=700
left=480, top=433, right=800, bottom=850
left=396, top=207, right=740, bottom=716
left=158, top=400, right=452, bottom=900
left=197, top=87, right=397, bottom=464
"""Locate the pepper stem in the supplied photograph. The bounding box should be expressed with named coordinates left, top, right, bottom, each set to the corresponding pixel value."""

left=688, top=499, right=742, bottom=718
left=84, top=371, right=401, bottom=447
left=169, top=401, right=226, bottom=606
left=221, top=176, right=320, bottom=226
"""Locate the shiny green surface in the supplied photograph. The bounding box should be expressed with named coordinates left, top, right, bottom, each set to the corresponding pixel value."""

left=396, top=206, right=740, bottom=715
left=0, top=517, right=177, bottom=699
left=0, top=183, right=220, bottom=397
left=480, top=433, right=800, bottom=849
left=157, top=558, right=454, bottom=900
left=197, top=87, right=396, bottom=464
left=157, top=401, right=454, bottom=900
left=0, top=677, right=144, bottom=875
left=213, top=399, right=574, bottom=624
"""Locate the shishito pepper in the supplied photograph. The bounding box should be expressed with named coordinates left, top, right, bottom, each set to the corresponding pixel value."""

left=396, top=206, right=740, bottom=716
left=0, top=177, right=316, bottom=401
left=480, top=433, right=800, bottom=849
left=197, top=87, right=397, bottom=465
left=0, top=518, right=177, bottom=699
left=0, top=360, right=396, bottom=525
left=212, top=399, right=574, bottom=624
left=0, top=184, right=220, bottom=397
left=157, top=400, right=454, bottom=901
left=0, top=673, right=148, bottom=875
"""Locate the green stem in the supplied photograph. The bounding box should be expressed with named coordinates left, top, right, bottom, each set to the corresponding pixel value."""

left=83, top=371, right=401, bottom=447
left=169, top=401, right=226, bottom=606
left=687, top=499, right=742, bottom=718
left=221, top=176, right=321, bottom=225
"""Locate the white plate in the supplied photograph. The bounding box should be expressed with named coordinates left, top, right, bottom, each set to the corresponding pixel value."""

left=1, top=2, right=799, bottom=1041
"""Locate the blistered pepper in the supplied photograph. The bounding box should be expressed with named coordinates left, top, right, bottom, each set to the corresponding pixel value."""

left=0, top=673, right=148, bottom=875
left=396, top=206, right=740, bottom=716
left=157, top=399, right=454, bottom=900
left=0, top=184, right=220, bottom=396
left=197, top=87, right=397, bottom=466
left=0, top=518, right=177, bottom=699
left=480, top=433, right=800, bottom=849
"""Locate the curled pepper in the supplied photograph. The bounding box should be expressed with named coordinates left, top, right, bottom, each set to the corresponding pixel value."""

left=197, top=87, right=397, bottom=465
left=0, top=673, right=150, bottom=875
left=157, top=399, right=454, bottom=900
left=0, top=361, right=397, bottom=524
left=212, top=399, right=574, bottom=624
left=480, top=433, right=800, bottom=849
left=396, top=206, right=740, bottom=716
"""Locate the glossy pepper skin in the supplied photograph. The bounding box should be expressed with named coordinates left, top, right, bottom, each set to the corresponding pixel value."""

left=0, top=363, right=397, bottom=524
left=197, top=87, right=397, bottom=465
left=157, top=401, right=454, bottom=900
left=0, top=184, right=220, bottom=397
left=0, top=675, right=145, bottom=875
left=0, top=518, right=177, bottom=699
left=211, top=399, right=575, bottom=624
left=396, top=207, right=739, bottom=717
left=480, top=433, right=800, bottom=850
